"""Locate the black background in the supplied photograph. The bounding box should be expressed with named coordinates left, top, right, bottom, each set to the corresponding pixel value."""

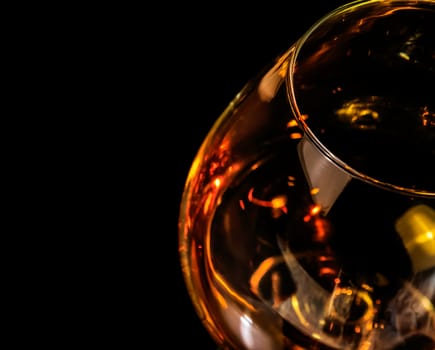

left=20, top=1, right=431, bottom=347
left=150, top=1, right=349, bottom=347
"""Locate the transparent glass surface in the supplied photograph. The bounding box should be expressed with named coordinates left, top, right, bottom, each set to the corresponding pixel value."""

left=178, top=1, right=435, bottom=349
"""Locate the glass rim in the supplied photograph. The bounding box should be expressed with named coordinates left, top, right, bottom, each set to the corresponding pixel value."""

left=286, top=0, right=435, bottom=197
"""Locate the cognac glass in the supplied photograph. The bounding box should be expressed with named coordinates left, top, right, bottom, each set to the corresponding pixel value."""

left=179, top=1, right=435, bottom=349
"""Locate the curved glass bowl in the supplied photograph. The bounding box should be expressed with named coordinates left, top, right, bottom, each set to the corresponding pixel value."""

left=179, top=1, right=435, bottom=349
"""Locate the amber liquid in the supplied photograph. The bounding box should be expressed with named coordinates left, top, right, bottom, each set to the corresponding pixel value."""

left=198, top=133, right=434, bottom=349
left=183, top=5, right=435, bottom=349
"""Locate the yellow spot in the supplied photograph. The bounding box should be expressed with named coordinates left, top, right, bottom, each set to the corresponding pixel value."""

left=310, top=187, right=320, bottom=195
left=399, top=52, right=410, bottom=60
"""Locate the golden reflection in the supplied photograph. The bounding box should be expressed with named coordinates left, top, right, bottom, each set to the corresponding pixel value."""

left=203, top=192, right=213, bottom=215
left=287, top=119, right=298, bottom=128
left=288, top=175, right=296, bottom=187
left=213, top=177, right=221, bottom=188
left=398, top=52, right=410, bottom=60
left=335, top=97, right=380, bottom=130
left=271, top=271, right=284, bottom=308
left=209, top=259, right=256, bottom=313
left=303, top=204, right=323, bottom=223
left=291, top=295, right=310, bottom=328
left=258, top=48, right=291, bottom=101
left=311, top=333, right=321, bottom=340
left=395, top=204, right=435, bottom=273
left=287, top=115, right=309, bottom=129
left=310, top=205, right=321, bottom=216
left=421, top=106, right=435, bottom=127
left=290, top=132, right=303, bottom=139
left=247, top=188, right=288, bottom=215
left=361, top=283, right=374, bottom=293
left=310, top=187, right=320, bottom=195
left=249, top=256, right=284, bottom=298
left=399, top=29, right=423, bottom=63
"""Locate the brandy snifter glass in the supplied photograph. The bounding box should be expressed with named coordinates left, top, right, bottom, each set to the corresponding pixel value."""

left=178, top=0, right=435, bottom=349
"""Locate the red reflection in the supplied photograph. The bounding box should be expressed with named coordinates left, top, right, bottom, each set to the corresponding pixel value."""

left=247, top=188, right=287, bottom=215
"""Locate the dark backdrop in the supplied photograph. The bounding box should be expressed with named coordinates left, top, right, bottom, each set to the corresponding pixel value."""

left=20, top=1, right=355, bottom=348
